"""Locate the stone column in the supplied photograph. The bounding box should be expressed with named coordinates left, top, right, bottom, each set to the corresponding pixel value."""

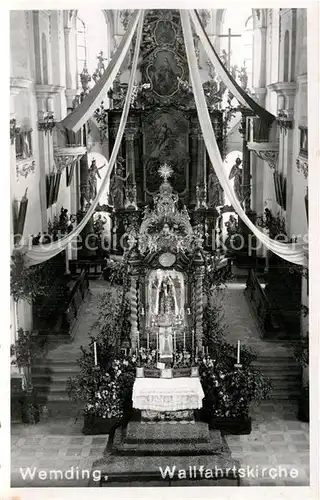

left=64, top=27, right=77, bottom=111
left=79, top=152, right=96, bottom=257
left=190, top=129, right=198, bottom=206
left=196, top=134, right=207, bottom=208
left=240, top=111, right=252, bottom=214
left=125, top=129, right=137, bottom=208
left=195, top=270, right=204, bottom=351
left=129, top=276, right=139, bottom=350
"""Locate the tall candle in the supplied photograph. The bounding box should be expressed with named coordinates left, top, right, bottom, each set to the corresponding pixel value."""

left=183, top=329, right=186, bottom=351
left=93, top=342, right=97, bottom=366
left=156, top=331, right=159, bottom=352
left=237, top=340, right=240, bottom=364
left=174, top=331, right=176, bottom=351
left=147, top=330, right=149, bottom=350
left=192, top=329, right=195, bottom=354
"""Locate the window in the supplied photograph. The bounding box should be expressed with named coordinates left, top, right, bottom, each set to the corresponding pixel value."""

left=15, top=130, right=33, bottom=160
left=283, top=30, right=290, bottom=82
left=41, top=33, right=48, bottom=85
left=299, top=127, right=308, bottom=157
left=76, top=10, right=109, bottom=92
left=220, top=8, right=254, bottom=90
left=76, top=15, right=87, bottom=91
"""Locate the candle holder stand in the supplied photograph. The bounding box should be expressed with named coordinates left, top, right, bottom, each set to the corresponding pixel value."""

left=234, top=363, right=242, bottom=369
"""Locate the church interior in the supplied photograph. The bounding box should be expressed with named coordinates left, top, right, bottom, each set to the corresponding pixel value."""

left=9, top=8, right=310, bottom=488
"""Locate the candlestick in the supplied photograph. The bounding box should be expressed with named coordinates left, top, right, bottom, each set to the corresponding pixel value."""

left=174, top=331, right=176, bottom=351
left=93, top=342, right=97, bottom=366
left=183, top=329, right=186, bottom=351
left=237, top=340, right=240, bottom=364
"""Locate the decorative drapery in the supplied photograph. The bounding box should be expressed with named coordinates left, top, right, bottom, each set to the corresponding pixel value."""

left=180, top=10, right=307, bottom=266
left=23, top=10, right=145, bottom=267
left=57, top=10, right=141, bottom=133
left=18, top=9, right=306, bottom=268
left=190, top=10, right=275, bottom=127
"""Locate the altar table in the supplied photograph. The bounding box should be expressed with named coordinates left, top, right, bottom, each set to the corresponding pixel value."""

left=132, top=377, right=205, bottom=412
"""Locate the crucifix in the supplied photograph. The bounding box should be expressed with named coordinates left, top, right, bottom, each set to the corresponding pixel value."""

left=214, top=28, right=242, bottom=71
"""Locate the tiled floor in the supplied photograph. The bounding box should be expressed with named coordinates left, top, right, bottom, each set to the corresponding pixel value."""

left=11, top=281, right=309, bottom=487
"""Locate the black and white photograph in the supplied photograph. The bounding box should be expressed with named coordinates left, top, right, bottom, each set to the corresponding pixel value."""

left=3, top=3, right=319, bottom=498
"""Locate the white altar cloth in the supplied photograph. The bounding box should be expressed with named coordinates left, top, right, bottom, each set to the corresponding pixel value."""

left=132, top=377, right=205, bottom=412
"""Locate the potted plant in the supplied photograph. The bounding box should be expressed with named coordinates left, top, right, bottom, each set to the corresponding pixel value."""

left=67, top=354, right=136, bottom=434
left=198, top=344, right=271, bottom=434
left=11, top=328, right=43, bottom=424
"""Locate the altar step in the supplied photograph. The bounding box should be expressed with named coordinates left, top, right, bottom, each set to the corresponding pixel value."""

left=90, top=421, right=240, bottom=486
left=112, top=425, right=224, bottom=456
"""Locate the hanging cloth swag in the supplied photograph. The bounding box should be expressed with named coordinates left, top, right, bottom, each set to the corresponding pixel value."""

left=180, top=10, right=307, bottom=267
left=20, top=9, right=306, bottom=267
left=23, top=10, right=145, bottom=267
left=57, top=10, right=141, bottom=133
left=189, top=10, right=275, bottom=126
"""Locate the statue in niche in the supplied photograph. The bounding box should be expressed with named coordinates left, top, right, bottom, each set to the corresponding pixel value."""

left=109, top=157, right=129, bottom=210
left=228, top=157, right=244, bottom=205
left=208, top=170, right=224, bottom=207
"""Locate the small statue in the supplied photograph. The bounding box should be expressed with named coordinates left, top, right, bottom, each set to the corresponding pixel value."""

left=109, top=157, right=129, bottom=210
left=87, top=159, right=105, bottom=205
left=208, top=170, right=224, bottom=207
left=228, top=157, right=244, bottom=205
left=225, top=214, right=238, bottom=235
left=94, top=214, right=107, bottom=236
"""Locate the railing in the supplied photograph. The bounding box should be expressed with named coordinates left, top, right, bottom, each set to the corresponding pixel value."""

left=246, top=116, right=272, bottom=143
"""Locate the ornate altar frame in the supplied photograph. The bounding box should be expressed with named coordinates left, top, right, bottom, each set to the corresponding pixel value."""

left=125, top=166, right=206, bottom=354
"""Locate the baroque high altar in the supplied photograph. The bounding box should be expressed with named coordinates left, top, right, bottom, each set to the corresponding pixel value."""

left=125, top=164, right=206, bottom=356
left=100, top=9, right=225, bottom=251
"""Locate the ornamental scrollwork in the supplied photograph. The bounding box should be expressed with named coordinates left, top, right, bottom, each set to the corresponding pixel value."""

left=254, top=150, right=279, bottom=172
left=296, top=156, right=308, bottom=179
left=16, top=158, right=35, bottom=179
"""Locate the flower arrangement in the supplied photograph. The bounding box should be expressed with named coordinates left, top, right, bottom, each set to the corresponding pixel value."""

left=198, top=347, right=271, bottom=419
left=83, top=358, right=136, bottom=419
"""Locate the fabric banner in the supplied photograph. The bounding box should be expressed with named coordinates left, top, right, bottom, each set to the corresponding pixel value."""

left=23, top=11, right=145, bottom=267
left=190, top=10, right=275, bottom=126
left=57, top=10, right=141, bottom=133
left=180, top=10, right=307, bottom=267
left=132, top=377, right=205, bottom=411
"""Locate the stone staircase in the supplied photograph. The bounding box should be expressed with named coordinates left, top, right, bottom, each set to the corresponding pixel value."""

left=32, top=357, right=82, bottom=418
left=253, top=352, right=301, bottom=400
